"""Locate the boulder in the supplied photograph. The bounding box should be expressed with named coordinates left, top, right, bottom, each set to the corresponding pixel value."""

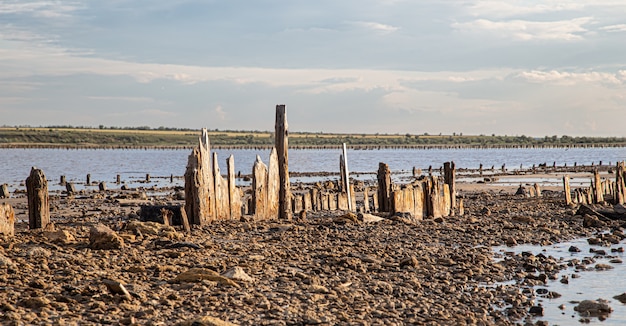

left=89, top=224, right=124, bottom=250
left=358, top=213, right=384, bottom=223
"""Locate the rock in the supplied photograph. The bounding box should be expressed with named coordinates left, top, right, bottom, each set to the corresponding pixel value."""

left=173, top=268, right=240, bottom=287
left=399, top=256, right=419, bottom=268
left=177, top=316, right=238, bottom=326
left=125, top=220, right=176, bottom=236
left=583, top=214, right=606, bottom=228
left=595, top=264, right=614, bottom=270
left=569, top=246, right=581, bottom=252
left=89, top=224, right=124, bottom=250
left=102, top=279, right=133, bottom=301
left=0, top=254, right=15, bottom=268
left=358, top=213, right=384, bottom=223
left=45, top=229, right=76, bottom=244
left=221, top=267, right=255, bottom=283
left=334, top=212, right=359, bottom=224
left=574, top=299, right=612, bottom=316
left=529, top=305, right=544, bottom=316
left=614, top=293, right=626, bottom=303
left=506, top=237, right=518, bottom=247
left=18, top=297, right=51, bottom=309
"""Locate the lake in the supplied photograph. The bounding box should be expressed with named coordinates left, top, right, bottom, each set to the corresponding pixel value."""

left=1, top=147, right=624, bottom=191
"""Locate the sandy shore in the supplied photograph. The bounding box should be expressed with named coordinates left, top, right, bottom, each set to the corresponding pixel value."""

left=0, top=173, right=624, bottom=325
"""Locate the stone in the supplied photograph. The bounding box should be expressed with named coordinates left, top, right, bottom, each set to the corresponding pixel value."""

left=574, top=299, right=612, bottom=316
left=568, top=246, right=581, bottom=252
left=358, top=213, right=384, bottom=223
left=45, top=229, right=76, bottom=244
left=221, top=266, right=255, bottom=283
left=334, top=212, right=359, bottom=224
left=177, top=316, right=237, bottom=326
left=102, top=279, right=133, bottom=301
left=173, top=268, right=240, bottom=287
left=89, top=224, right=124, bottom=250
left=529, top=305, right=544, bottom=316
left=506, top=237, right=518, bottom=246
left=613, top=293, right=626, bottom=303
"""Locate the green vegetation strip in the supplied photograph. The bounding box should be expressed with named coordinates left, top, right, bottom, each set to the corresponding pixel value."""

left=0, top=127, right=625, bottom=148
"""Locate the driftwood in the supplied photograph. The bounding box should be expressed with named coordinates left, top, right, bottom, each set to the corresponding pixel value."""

left=26, top=167, right=50, bottom=229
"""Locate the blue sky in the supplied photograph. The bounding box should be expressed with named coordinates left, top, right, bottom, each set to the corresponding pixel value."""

left=1, top=0, right=625, bottom=136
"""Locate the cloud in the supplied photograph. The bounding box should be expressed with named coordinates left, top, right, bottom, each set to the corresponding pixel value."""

left=516, top=70, right=624, bottom=85
left=452, top=17, right=592, bottom=41
left=600, top=24, right=626, bottom=32
left=215, top=105, right=226, bottom=121
left=0, top=1, right=80, bottom=18
left=350, top=21, right=399, bottom=33
left=464, top=1, right=584, bottom=18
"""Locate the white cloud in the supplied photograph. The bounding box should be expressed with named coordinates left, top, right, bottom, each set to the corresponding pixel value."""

left=351, top=21, right=399, bottom=33
left=517, top=70, right=624, bottom=85
left=464, top=1, right=584, bottom=18
left=0, top=1, right=80, bottom=18
left=452, top=17, right=592, bottom=41
left=600, top=24, right=626, bottom=32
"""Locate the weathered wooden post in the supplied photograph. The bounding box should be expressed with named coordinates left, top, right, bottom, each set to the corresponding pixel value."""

left=563, top=175, right=572, bottom=205
left=593, top=169, right=604, bottom=203
left=252, top=155, right=268, bottom=220
left=184, top=128, right=215, bottom=225
left=26, top=167, right=50, bottom=229
left=146, top=174, right=151, bottom=182
left=213, top=152, right=229, bottom=219
left=341, top=143, right=352, bottom=211
left=533, top=183, right=542, bottom=197
left=443, top=161, right=456, bottom=213
left=66, top=182, right=76, bottom=194
left=116, top=174, right=121, bottom=184
left=86, top=173, right=91, bottom=185
left=267, top=148, right=280, bottom=219
left=227, top=155, right=242, bottom=220
left=377, top=162, right=392, bottom=212
left=0, top=203, right=15, bottom=236
left=275, top=105, right=292, bottom=220
left=99, top=182, right=107, bottom=191
left=616, top=162, right=625, bottom=205
left=363, top=187, right=370, bottom=213
left=0, top=184, right=9, bottom=199
left=60, top=175, right=66, bottom=186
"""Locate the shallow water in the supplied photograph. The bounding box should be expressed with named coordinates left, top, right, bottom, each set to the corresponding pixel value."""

left=1, top=147, right=624, bottom=192
left=493, top=238, right=626, bottom=325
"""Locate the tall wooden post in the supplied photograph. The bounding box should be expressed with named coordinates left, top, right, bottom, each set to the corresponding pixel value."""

left=342, top=143, right=352, bottom=211
left=0, top=203, right=15, bottom=236
left=563, top=175, right=572, bottom=205
left=275, top=105, right=292, bottom=220
left=252, top=155, right=268, bottom=220
left=267, top=148, right=280, bottom=219
left=26, top=167, right=50, bottom=229
left=184, top=128, right=215, bottom=225
left=227, top=155, right=242, bottom=220
left=0, top=184, right=9, bottom=199
left=377, top=162, right=392, bottom=212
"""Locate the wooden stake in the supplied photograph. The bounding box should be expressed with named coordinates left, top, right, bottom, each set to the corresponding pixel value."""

left=342, top=143, right=352, bottom=211
left=377, top=162, right=392, bottom=212
left=593, top=169, right=603, bottom=203
left=267, top=148, right=280, bottom=219
left=563, top=174, right=572, bottom=205
left=275, top=105, right=292, bottom=220
left=0, top=203, right=15, bottom=236
left=26, top=167, right=50, bottom=229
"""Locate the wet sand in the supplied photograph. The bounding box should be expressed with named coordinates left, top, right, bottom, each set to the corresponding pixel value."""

left=0, top=172, right=623, bottom=325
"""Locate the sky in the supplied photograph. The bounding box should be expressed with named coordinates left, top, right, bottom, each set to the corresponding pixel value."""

left=1, top=0, right=625, bottom=136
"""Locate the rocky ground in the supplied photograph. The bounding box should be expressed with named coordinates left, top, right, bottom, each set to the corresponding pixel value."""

left=0, top=185, right=624, bottom=325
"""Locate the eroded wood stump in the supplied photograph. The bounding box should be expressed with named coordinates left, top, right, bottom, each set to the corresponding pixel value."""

left=0, top=203, right=15, bottom=236
left=26, top=167, right=50, bottom=229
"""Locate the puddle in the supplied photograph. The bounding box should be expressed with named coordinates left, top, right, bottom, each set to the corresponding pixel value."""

left=493, top=238, right=626, bottom=325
